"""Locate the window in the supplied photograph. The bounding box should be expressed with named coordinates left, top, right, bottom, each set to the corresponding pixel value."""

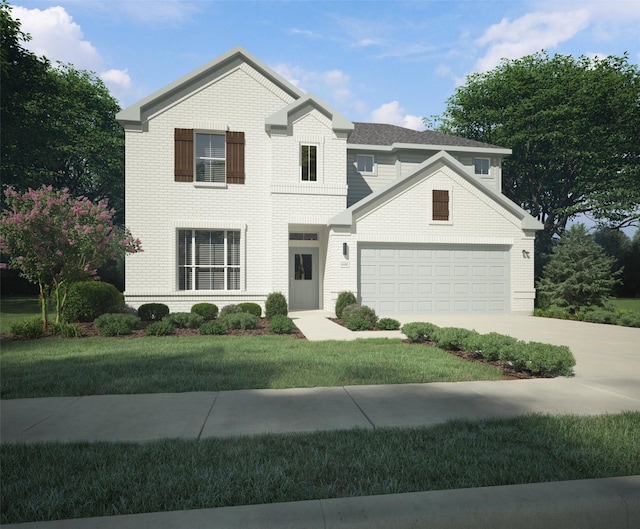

left=473, top=158, right=490, bottom=175
left=289, top=233, right=318, bottom=241
left=178, top=229, right=240, bottom=290
left=196, top=133, right=226, bottom=183
left=356, top=154, right=375, bottom=174
left=301, top=145, right=317, bottom=181
left=294, top=253, right=313, bottom=280
left=174, top=129, right=245, bottom=184
left=432, top=190, right=449, bottom=221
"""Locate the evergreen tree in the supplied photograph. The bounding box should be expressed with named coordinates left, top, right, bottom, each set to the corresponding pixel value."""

left=537, top=224, right=621, bottom=313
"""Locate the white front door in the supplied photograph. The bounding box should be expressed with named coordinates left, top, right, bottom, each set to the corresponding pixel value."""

left=289, top=247, right=319, bottom=310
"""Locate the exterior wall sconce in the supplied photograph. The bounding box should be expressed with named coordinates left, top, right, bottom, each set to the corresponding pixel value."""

left=343, top=242, right=348, bottom=257
left=522, top=249, right=530, bottom=258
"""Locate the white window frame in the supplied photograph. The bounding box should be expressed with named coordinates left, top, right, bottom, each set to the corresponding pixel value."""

left=473, top=157, right=490, bottom=176
left=300, top=144, right=318, bottom=182
left=177, top=229, right=241, bottom=291
left=356, top=154, right=376, bottom=175
left=195, top=132, right=226, bottom=184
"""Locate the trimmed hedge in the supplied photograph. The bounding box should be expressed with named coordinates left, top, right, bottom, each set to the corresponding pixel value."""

left=199, top=321, right=227, bottom=335
left=191, top=303, right=218, bottom=320
left=376, top=317, right=401, bottom=330
left=265, top=292, right=288, bottom=319
left=219, top=312, right=259, bottom=330
left=238, top=302, right=262, bottom=318
left=341, top=304, right=378, bottom=330
left=63, top=281, right=124, bottom=323
left=94, top=313, right=140, bottom=336
left=219, top=304, right=243, bottom=319
left=401, top=322, right=439, bottom=343
left=138, top=303, right=170, bottom=322
left=269, top=314, right=297, bottom=334
left=145, top=321, right=175, bottom=336
left=432, top=327, right=480, bottom=351
left=163, top=312, right=204, bottom=329
left=335, top=291, right=357, bottom=320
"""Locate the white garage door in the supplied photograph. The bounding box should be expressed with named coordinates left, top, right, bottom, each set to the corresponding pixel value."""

left=359, top=244, right=510, bottom=314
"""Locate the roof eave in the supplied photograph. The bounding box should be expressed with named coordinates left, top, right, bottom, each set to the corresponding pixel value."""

left=346, top=142, right=511, bottom=155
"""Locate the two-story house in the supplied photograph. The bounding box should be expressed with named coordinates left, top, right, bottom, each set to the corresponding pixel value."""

left=116, top=47, right=542, bottom=315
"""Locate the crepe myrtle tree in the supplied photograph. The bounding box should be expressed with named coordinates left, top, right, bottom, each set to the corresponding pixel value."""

left=0, top=185, right=141, bottom=329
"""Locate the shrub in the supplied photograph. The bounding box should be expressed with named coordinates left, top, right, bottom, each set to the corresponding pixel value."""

left=138, top=303, right=170, bottom=322
left=219, top=304, right=243, bottom=319
left=220, top=312, right=259, bottom=330
left=163, top=312, right=204, bottom=329
left=50, top=322, right=84, bottom=338
left=581, top=308, right=618, bottom=325
left=341, top=304, right=378, bottom=330
left=432, top=327, right=479, bottom=351
left=199, top=321, right=228, bottom=335
left=94, top=313, right=140, bottom=336
left=618, top=311, right=640, bottom=328
left=376, top=317, right=401, bottom=330
left=238, top=302, right=262, bottom=317
left=145, top=321, right=175, bottom=336
left=467, top=332, right=520, bottom=361
left=265, top=292, right=288, bottom=319
left=401, top=322, right=439, bottom=343
left=9, top=316, right=44, bottom=339
left=269, top=314, right=297, bottom=334
left=511, top=341, right=576, bottom=377
left=191, top=303, right=218, bottom=320
left=63, top=281, right=124, bottom=323
left=335, top=291, right=357, bottom=319
left=533, top=306, right=572, bottom=320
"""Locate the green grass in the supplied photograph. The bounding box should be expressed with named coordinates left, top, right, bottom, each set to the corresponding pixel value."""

left=0, top=297, right=41, bottom=334
left=2, top=412, right=638, bottom=524
left=611, top=297, right=640, bottom=313
left=0, top=335, right=503, bottom=399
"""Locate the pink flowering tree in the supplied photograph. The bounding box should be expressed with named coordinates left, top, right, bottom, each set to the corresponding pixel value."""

left=0, top=186, right=141, bottom=329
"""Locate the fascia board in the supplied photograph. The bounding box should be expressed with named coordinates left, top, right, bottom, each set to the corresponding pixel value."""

left=265, top=93, right=354, bottom=132
left=116, top=46, right=305, bottom=125
left=346, top=143, right=511, bottom=156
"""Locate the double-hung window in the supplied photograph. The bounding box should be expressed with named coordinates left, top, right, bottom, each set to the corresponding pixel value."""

left=356, top=154, right=375, bottom=174
left=178, top=229, right=240, bottom=290
left=473, top=158, right=490, bottom=175
left=196, top=133, right=226, bottom=183
left=301, top=144, right=317, bottom=181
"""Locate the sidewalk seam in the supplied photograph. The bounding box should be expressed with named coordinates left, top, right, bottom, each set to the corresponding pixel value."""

left=342, top=386, right=376, bottom=430
left=197, top=392, right=219, bottom=441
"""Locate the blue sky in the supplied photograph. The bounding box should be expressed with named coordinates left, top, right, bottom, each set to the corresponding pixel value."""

left=11, top=0, right=640, bottom=131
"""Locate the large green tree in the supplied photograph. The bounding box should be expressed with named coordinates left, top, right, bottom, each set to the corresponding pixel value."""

left=0, top=1, right=124, bottom=222
left=436, top=52, right=640, bottom=253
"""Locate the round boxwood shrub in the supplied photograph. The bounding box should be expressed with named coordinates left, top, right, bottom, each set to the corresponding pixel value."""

left=191, top=303, right=218, bottom=320
left=163, top=312, right=203, bottom=329
left=219, top=312, right=259, bottom=330
left=335, top=291, right=357, bottom=320
left=465, top=332, right=520, bottom=361
left=9, top=316, right=44, bottom=339
left=238, top=302, right=262, bottom=317
left=509, top=341, right=576, bottom=377
left=219, top=304, right=243, bottom=319
left=401, top=322, right=439, bottom=343
left=375, top=317, right=400, bottom=330
left=269, top=314, right=296, bottom=334
left=199, top=321, right=227, bottom=335
left=63, top=281, right=124, bottom=323
left=432, top=327, right=479, bottom=351
left=138, top=303, right=170, bottom=322
left=265, top=292, right=288, bottom=319
left=94, top=313, right=140, bottom=336
left=145, top=321, right=175, bottom=336
left=341, top=304, right=378, bottom=330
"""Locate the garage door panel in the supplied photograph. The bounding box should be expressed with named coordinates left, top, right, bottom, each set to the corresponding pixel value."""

left=359, top=244, right=510, bottom=314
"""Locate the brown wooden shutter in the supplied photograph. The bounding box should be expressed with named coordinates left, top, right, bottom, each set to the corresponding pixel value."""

left=226, top=131, right=245, bottom=184
left=432, top=190, right=449, bottom=221
left=174, top=129, right=194, bottom=182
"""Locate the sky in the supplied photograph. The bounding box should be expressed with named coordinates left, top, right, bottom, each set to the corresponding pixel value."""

left=10, top=0, right=640, bottom=132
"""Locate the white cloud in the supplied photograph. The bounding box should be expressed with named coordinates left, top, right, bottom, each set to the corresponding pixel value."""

left=12, top=6, right=132, bottom=104
left=273, top=64, right=352, bottom=103
left=370, top=101, right=424, bottom=131
left=475, top=10, right=590, bottom=72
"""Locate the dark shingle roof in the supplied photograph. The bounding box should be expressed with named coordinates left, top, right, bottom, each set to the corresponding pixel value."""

left=348, top=122, right=505, bottom=150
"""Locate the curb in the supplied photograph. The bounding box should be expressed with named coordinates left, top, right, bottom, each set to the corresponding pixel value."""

left=4, top=476, right=639, bottom=529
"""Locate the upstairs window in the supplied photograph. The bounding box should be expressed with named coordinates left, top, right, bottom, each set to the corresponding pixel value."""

left=473, top=158, right=490, bottom=175
left=301, top=144, right=317, bottom=181
left=356, top=154, right=375, bottom=174
left=174, top=129, right=245, bottom=184
left=432, top=190, right=449, bottom=221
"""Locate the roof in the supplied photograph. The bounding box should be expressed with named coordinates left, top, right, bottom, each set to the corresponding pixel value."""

left=348, top=122, right=508, bottom=151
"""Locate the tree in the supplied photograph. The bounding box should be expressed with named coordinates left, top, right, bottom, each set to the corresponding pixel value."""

left=436, top=52, right=640, bottom=254
left=536, top=224, right=620, bottom=313
left=0, top=186, right=141, bottom=329
left=592, top=228, right=633, bottom=297
left=0, top=2, right=125, bottom=223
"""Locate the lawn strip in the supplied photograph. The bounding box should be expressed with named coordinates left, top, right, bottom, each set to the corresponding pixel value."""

left=2, top=412, right=639, bottom=524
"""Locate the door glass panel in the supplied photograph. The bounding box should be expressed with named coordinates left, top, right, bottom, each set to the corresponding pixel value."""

left=294, top=254, right=312, bottom=280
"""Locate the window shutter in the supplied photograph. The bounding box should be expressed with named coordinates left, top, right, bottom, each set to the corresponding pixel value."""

left=175, top=129, right=194, bottom=182
left=432, top=190, right=449, bottom=221
left=226, top=131, right=245, bottom=184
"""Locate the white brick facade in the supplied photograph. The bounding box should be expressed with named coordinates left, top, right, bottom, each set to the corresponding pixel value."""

left=117, top=47, right=542, bottom=315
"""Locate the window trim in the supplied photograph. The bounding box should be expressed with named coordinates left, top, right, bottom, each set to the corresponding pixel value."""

left=300, top=144, right=318, bottom=182
left=356, top=154, right=376, bottom=175
left=195, top=132, right=226, bottom=184
left=473, top=157, right=490, bottom=176
left=177, top=228, right=242, bottom=291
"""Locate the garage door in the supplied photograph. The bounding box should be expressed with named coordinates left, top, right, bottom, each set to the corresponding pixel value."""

left=359, top=244, right=510, bottom=314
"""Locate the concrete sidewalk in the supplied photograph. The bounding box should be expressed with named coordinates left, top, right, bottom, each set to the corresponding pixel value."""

left=2, top=312, right=640, bottom=528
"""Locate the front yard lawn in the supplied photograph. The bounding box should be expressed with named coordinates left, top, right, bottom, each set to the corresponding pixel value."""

left=0, top=335, right=504, bottom=399
left=2, top=412, right=639, bottom=524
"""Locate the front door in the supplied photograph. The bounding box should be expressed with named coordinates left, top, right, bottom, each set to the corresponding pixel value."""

left=289, top=247, right=319, bottom=310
